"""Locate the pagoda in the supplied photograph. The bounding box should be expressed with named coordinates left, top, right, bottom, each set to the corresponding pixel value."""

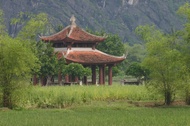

left=40, top=15, right=125, bottom=85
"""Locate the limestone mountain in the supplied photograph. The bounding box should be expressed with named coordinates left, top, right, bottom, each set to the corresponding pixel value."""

left=0, top=0, right=189, bottom=44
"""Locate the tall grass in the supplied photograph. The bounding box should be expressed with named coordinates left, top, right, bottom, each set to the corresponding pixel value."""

left=6, top=84, right=163, bottom=109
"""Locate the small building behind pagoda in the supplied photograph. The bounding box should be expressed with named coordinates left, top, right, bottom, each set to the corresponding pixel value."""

left=40, top=16, right=126, bottom=85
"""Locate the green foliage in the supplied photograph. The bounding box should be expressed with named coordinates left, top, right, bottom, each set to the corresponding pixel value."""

left=97, top=33, right=125, bottom=56
left=136, top=25, right=185, bottom=105
left=10, top=12, right=32, bottom=25
left=86, top=29, right=125, bottom=56
left=63, top=63, right=91, bottom=80
left=37, top=42, right=58, bottom=77
left=57, top=57, right=66, bottom=72
left=54, top=24, right=64, bottom=32
left=177, top=3, right=190, bottom=44
left=126, top=43, right=146, bottom=63
left=0, top=10, right=6, bottom=35
left=0, top=34, right=38, bottom=108
left=15, top=12, right=60, bottom=85
left=15, top=12, right=51, bottom=75
left=10, top=85, right=160, bottom=109
left=17, top=13, right=49, bottom=41
left=177, top=2, right=190, bottom=20
left=124, top=43, right=147, bottom=80
left=177, top=2, right=190, bottom=104
left=0, top=10, right=52, bottom=108
left=126, top=62, right=149, bottom=81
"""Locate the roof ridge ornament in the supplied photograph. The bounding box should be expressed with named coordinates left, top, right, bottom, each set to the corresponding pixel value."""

left=68, top=15, right=76, bottom=37
left=70, top=15, right=76, bottom=27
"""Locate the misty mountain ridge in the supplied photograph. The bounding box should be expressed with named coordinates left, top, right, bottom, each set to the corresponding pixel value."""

left=0, top=0, right=189, bottom=44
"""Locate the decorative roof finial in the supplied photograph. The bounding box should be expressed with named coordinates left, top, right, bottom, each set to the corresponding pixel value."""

left=70, top=15, right=76, bottom=27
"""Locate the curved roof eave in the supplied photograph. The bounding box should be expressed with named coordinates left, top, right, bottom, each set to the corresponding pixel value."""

left=40, top=25, right=106, bottom=43
left=64, top=49, right=126, bottom=65
left=40, top=26, right=71, bottom=42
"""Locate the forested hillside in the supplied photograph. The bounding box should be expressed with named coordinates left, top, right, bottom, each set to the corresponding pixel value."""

left=0, top=0, right=189, bottom=44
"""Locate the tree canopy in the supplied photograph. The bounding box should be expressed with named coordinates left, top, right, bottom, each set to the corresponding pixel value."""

left=0, top=10, right=39, bottom=108
left=63, top=63, right=91, bottom=82
left=0, top=11, right=51, bottom=108
left=125, top=62, right=149, bottom=82
left=135, top=25, right=185, bottom=105
left=97, top=33, right=125, bottom=56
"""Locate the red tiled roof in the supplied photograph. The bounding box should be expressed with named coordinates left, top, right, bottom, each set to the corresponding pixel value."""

left=66, top=26, right=105, bottom=43
left=40, top=26, right=105, bottom=43
left=62, top=49, right=125, bottom=65
left=57, top=51, right=67, bottom=59
left=40, top=26, right=70, bottom=42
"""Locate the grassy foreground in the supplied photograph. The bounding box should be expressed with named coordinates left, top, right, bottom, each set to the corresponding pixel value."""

left=8, top=84, right=164, bottom=108
left=0, top=101, right=190, bottom=126
left=0, top=85, right=189, bottom=126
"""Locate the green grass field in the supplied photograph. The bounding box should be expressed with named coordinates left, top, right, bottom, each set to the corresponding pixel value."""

left=0, top=101, right=190, bottom=126
left=0, top=84, right=189, bottom=126
left=9, top=84, right=164, bottom=108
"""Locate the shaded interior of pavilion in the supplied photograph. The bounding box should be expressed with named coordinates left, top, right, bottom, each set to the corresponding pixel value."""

left=33, top=64, right=115, bottom=86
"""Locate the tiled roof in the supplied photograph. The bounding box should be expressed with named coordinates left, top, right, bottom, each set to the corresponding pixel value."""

left=57, top=51, right=67, bottom=59
left=40, top=26, right=70, bottom=42
left=61, top=48, right=125, bottom=65
left=40, top=26, right=105, bottom=43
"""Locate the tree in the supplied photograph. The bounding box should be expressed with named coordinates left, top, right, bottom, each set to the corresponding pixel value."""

left=0, top=11, right=51, bottom=108
left=17, top=13, right=49, bottom=42
left=0, top=36, right=38, bottom=108
left=177, top=2, right=190, bottom=104
left=16, top=12, right=60, bottom=86
left=126, top=62, right=149, bottom=83
left=126, top=43, right=146, bottom=64
left=136, top=25, right=185, bottom=105
left=36, top=42, right=59, bottom=85
left=0, top=10, right=6, bottom=35
left=0, top=32, right=38, bottom=108
left=97, top=33, right=125, bottom=56
left=63, top=63, right=91, bottom=82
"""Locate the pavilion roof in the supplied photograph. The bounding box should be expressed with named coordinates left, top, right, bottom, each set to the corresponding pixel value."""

left=57, top=48, right=125, bottom=65
left=40, top=26, right=70, bottom=43
left=40, top=16, right=105, bottom=43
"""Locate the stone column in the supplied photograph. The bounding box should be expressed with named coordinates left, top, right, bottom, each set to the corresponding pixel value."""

left=108, top=65, right=113, bottom=85
left=91, top=65, right=96, bottom=84
left=99, top=65, right=103, bottom=85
